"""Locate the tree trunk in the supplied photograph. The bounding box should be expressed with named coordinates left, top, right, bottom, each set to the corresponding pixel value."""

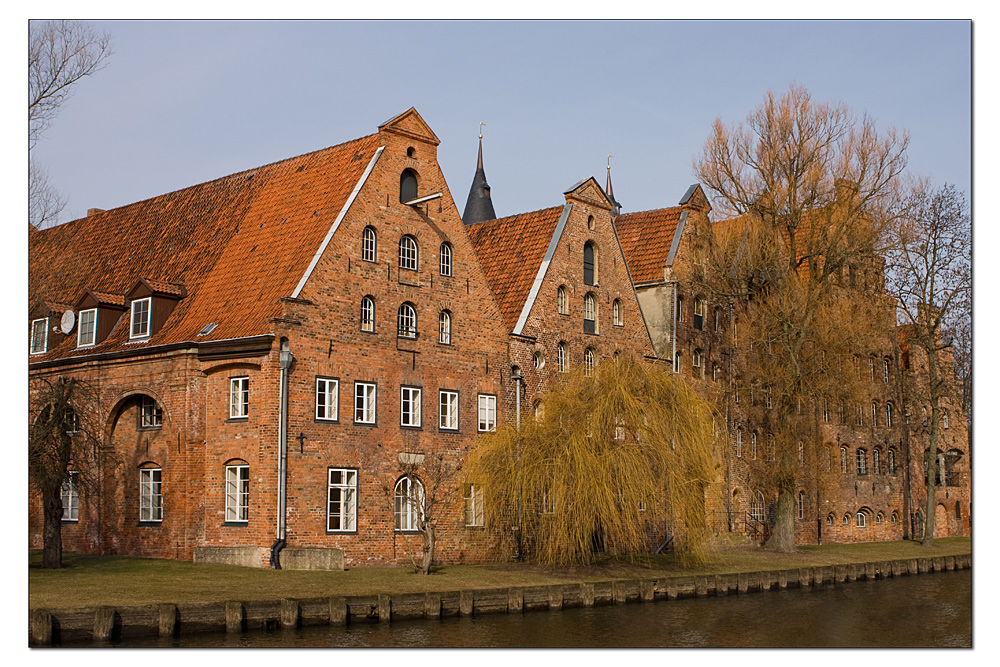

left=765, top=479, right=796, bottom=552
left=419, top=524, right=435, bottom=575
left=922, top=439, right=938, bottom=547
left=41, top=484, right=63, bottom=569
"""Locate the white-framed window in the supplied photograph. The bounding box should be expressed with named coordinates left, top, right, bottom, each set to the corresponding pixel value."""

left=712, top=363, right=720, bottom=382
left=139, top=468, right=162, bottom=522
left=399, top=235, right=418, bottom=271
left=478, top=394, right=497, bottom=432
left=533, top=400, right=544, bottom=421
left=751, top=432, right=758, bottom=459
left=360, top=296, right=375, bottom=333
left=225, top=464, right=249, bottom=523
left=557, top=342, right=568, bottom=373
left=464, top=484, right=484, bottom=527
left=856, top=511, right=867, bottom=528
left=677, top=296, right=685, bottom=324
left=886, top=402, right=894, bottom=429
left=887, top=448, right=896, bottom=475
left=584, top=348, right=597, bottom=377
left=823, top=400, right=829, bottom=423
left=398, top=302, right=417, bottom=338
left=612, top=299, right=623, bottom=326
left=942, top=409, right=949, bottom=429
left=856, top=448, right=868, bottom=475
left=673, top=351, right=682, bottom=373
left=61, top=471, right=79, bottom=522
left=766, top=434, right=776, bottom=462
left=692, top=349, right=703, bottom=377
left=693, top=298, right=705, bottom=330
left=354, top=381, right=376, bottom=424
left=541, top=490, right=556, bottom=515
left=394, top=476, right=424, bottom=531
left=797, top=491, right=804, bottom=520
left=533, top=351, right=544, bottom=369
left=230, top=377, right=249, bottom=419
left=77, top=308, right=97, bottom=347
left=557, top=286, right=567, bottom=314
left=30, top=318, right=48, bottom=355
left=872, top=401, right=879, bottom=426
left=876, top=512, right=884, bottom=525
left=63, top=407, right=79, bottom=434
left=401, top=386, right=422, bottom=427
left=826, top=515, right=834, bottom=527
left=840, top=446, right=848, bottom=473
left=873, top=448, right=881, bottom=475
left=843, top=514, right=850, bottom=526
left=583, top=293, right=597, bottom=334
left=765, top=387, right=772, bottom=408
left=439, top=242, right=453, bottom=276
left=316, top=377, right=339, bottom=421
left=140, top=395, right=162, bottom=428
left=439, top=389, right=458, bottom=431
left=714, top=307, right=722, bottom=333
left=362, top=226, right=377, bottom=262
left=439, top=310, right=452, bottom=344
left=883, top=358, right=890, bottom=383
left=735, top=428, right=743, bottom=458
left=327, top=468, right=358, bottom=532
left=130, top=297, right=152, bottom=339
left=798, top=441, right=804, bottom=464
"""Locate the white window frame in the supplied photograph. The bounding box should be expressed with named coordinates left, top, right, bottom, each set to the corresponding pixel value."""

left=354, top=381, right=376, bottom=424
left=735, top=428, right=742, bottom=458
left=439, top=242, right=453, bottom=277
left=394, top=476, right=424, bottom=532
left=439, top=389, right=459, bottom=431
left=30, top=318, right=48, bottom=355
left=557, top=286, right=567, bottom=314
left=398, top=303, right=417, bottom=338
left=584, top=348, right=596, bottom=377
left=478, top=394, right=497, bottom=432
left=140, top=395, right=162, bottom=428
left=225, top=464, right=249, bottom=523
left=61, top=471, right=79, bottom=522
left=401, top=386, right=422, bottom=428
left=856, top=512, right=867, bottom=528
left=139, top=468, right=163, bottom=522
left=360, top=296, right=375, bottom=333
left=557, top=342, right=567, bottom=373
left=130, top=297, right=152, bottom=339
left=77, top=308, right=97, bottom=347
left=856, top=448, right=868, bottom=475
left=797, top=492, right=804, bottom=520
left=464, top=484, right=484, bottom=527
left=399, top=235, right=418, bottom=271
left=362, top=226, right=377, bottom=263
left=583, top=293, right=597, bottom=333
left=886, top=402, right=894, bottom=429
left=439, top=310, right=452, bottom=344
left=230, top=377, right=249, bottom=419
left=316, top=377, right=339, bottom=421
left=693, top=298, right=705, bottom=330
left=327, top=468, right=358, bottom=532
left=873, top=448, right=881, bottom=475
left=612, top=299, right=623, bottom=326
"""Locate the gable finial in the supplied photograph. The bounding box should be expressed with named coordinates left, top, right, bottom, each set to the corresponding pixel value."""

left=606, top=154, right=621, bottom=216
left=479, top=121, right=486, bottom=140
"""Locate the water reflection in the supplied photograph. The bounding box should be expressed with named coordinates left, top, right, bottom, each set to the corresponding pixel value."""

left=109, top=570, right=971, bottom=648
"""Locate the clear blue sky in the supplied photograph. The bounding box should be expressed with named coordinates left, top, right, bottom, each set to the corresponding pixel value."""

left=31, top=19, right=971, bottom=224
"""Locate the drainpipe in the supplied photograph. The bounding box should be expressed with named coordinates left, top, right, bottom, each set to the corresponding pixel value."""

left=270, top=338, right=293, bottom=569
left=512, top=366, right=522, bottom=429
left=670, top=277, right=678, bottom=372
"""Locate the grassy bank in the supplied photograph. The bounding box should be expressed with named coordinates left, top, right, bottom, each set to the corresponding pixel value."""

left=29, top=537, right=970, bottom=610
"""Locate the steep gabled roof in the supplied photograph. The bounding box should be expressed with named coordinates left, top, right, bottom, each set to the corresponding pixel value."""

left=466, top=205, right=565, bottom=332
left=29, top=132, right=382, bottom=363
left=614, top=206, right=685, bottom=283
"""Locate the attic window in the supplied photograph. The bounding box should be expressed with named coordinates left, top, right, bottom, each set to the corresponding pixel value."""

left=130, top=297, right=152, bottom=339
left=30, top=318, right=48, bottom=355
left=198, top=323, right=218, bottom=336
left=78, top=309, right=97, bottom=348
left=400, top=169, right=418, bottom=203
left=407, top=147, right=416, bottom=158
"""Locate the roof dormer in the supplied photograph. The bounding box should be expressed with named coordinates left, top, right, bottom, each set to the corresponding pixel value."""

left=125, top=278, right=186, bottom=340
left=73, top=289, right=127, bottom=348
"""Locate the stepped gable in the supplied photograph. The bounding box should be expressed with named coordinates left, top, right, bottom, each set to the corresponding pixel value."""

left=29, top=132, right=381, bottom=362
left=614, top=206, right=685, bottom=282
left=466, top=205, right=564, bottom=332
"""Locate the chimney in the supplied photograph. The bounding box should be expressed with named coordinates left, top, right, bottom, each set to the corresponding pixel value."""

left=88, top=208, right=105, bottom=217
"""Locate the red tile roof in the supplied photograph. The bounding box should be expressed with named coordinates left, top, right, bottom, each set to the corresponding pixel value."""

left=466, top=206, right=564, bottom=333
left=614, top=206, right=684, bottom=283
left=29, top=132, right=381, bottom=363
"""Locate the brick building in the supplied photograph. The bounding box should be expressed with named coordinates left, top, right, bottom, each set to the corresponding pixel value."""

left=29, top=109, right=969, bottom=568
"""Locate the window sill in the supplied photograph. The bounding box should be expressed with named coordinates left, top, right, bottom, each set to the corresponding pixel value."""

left=222, top=521, right=249, bottom=527
left=353, top=420, right=377, bottom=427
left=395, top=529, right=421, bottom=535
left=137, top=521, right=162, bottom=527
left=326, top=529, right=359, bottom=535
left=400, top=425, right=423, bottom=431
left=61, top=519, right=79, bottom=524
left=138, top=426, right=162, bottom=432
left=226, top=417, right=249, bottom=423
left=315, top=418, right=340, bottom=424
left=464, top=525, right=485, bottom=530
left=438, top=427, right=460, bottom=434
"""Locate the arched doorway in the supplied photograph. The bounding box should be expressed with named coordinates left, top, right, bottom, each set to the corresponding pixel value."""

left=934, top=503, right=950, bottom=537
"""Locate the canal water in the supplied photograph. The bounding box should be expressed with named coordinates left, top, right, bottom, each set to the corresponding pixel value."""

left=106, top=569, right=971, bottom=648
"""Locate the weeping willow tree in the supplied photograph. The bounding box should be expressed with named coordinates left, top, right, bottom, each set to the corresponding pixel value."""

left=466, top=354, right=716, bottom=567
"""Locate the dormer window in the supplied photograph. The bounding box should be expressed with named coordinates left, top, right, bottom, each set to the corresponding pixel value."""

left=30, top=318, right=48, bottom=355
left=131, top=297, right=152, bottom=339
left=78, top=309, right=97, bottom=347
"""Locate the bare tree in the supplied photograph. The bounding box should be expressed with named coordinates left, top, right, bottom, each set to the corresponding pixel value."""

left=28, top=20, right=111, bottom=228
left=29, top=376, right=104, bottom=568
left=696, top=85, right=909, bottom=551
left=884, top=183, right=970, bottom=546
left=466, top=355, right=716, bottom=567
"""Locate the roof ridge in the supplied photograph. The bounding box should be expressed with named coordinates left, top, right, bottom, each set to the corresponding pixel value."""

left=466, top=204, right=565, bottom=228
left=616, top=204, right=685, bottom=218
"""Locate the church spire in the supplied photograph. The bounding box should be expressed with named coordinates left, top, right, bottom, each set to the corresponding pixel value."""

left=462, top=123, right=497, bottom=225
left=606, top=155, right=621, bottom=216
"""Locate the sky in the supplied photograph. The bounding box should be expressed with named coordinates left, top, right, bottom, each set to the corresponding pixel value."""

left=29, top=19, right=972, bottom=225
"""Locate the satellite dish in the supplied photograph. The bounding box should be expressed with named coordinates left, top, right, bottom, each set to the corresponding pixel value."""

left=60, top=310, right=76, bottom=334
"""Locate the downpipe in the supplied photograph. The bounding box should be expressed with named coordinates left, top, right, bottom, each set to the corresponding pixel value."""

left=271, top=339, right=293, bottom=569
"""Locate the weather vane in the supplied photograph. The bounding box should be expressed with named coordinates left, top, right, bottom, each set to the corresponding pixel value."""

left=607, top=154, right=613, bottom=171
left=479, top=122, right=486, bottom=140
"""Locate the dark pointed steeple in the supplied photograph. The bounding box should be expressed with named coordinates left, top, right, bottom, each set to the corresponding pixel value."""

left=606, top=155, right=621, bottom=217
left=462, top=126, right=497, bottom=225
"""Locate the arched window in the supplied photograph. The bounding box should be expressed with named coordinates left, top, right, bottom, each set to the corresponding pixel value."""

left=692, top=349, right=704, bottom=378
left=922, top=406, right=928, bottom=426
left=843, top=514, right=851, bottom=526
left=840, top=446, right=848, bottom=473
left=584, top=348, right=596, bottom=377
left=533, top=351, right=544, bottom=369
left=438, top=310, right=452, bottom=344
left=766, top=434, right=776, bottom=462
left=750, top=492, right=766, bottom=523
left=583, top=293, right=597, bottom=334
left=886, top=402, right=894, bottom=429
left=825, top=445, right=832, bottom=472
left=360, top=296, right=375, bottom=333
left=712, top=363, right=720, bottom=382
left=394, top=476, right=424, bottom=531
left=557, top=342, right=568, bottom=373
left=883, top=358, right=890, bottom=383
left=856, top=448, right=868, bottom=475
left=399, top=235, right=418, bottom=271
left=533, top=400, right=544, bottom=421
left=735, top=428, right=743, bottom=458
left=397, top=303, right=417, bottom=338
left=612, top=299, right=623, bottom=326
left=797, top=491, right=805, bottom=520
left=557, top=286, right=568, bottom=314
left=732, top=316, right=738, bottom=343
left=823, top=399, right=829, bottom=422
left=869, top=357, right=875, bottom=382
left=693, top=298, right=705, bottom=330
left=677, top=296, right=685, bottom=324
left=891, top=511, right=899, bottom=524
left=856, top=511, right=867, bottom=528
left=673, top=351, right=682, bottom=373
left=362, top=226, right=377, bottom=262
left=798, top=441, right=804, bottom=464
left=887, top=448, right=896, bottom=475
left=751, top=432, right=758, bottom=460
left=873, top=448, right=881, bottom=475
left=826, top=514, right=835, bottom=527
left=714, top=307, right=722, bottom=333
left=399, top=169, right=418, bottom=203
left=587, top=214, right=595, bottom=230
left=872, top=401, right=879, bottom=426
left=439, top=242, right=453, bottom=276
left=876, top=512, right=884, bottom=525
left=583, top=241, right=597, bottom=285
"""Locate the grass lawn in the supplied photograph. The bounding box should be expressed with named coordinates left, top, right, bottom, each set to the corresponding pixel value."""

left=29, top=537, right=970, bottom=610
